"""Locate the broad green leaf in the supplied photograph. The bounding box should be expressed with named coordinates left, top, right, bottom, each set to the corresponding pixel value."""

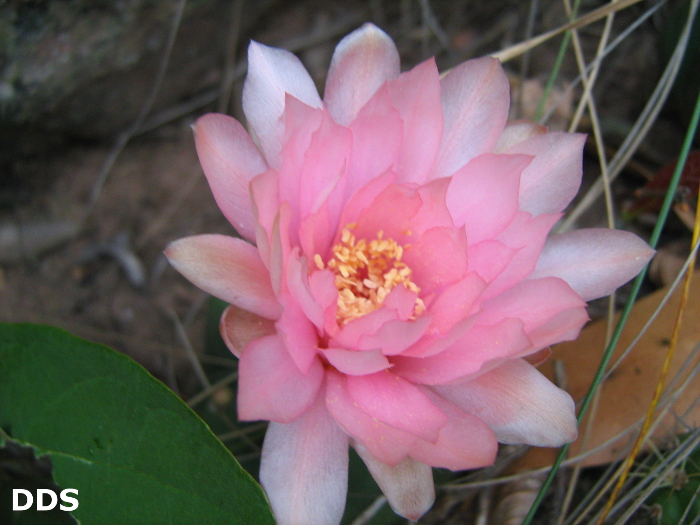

left=0, top=323, right=275, bottom=525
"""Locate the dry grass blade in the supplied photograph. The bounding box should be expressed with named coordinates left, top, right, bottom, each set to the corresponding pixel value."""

left=492, top=0, right=643, bottom=63
left=559, top=0, right=692, bottom=233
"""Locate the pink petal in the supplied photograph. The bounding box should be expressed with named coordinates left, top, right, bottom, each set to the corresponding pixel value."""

left=505, top=131, right=586, bottom=215
left=326, top=370, right=416, bottom=465
left=387, top=58, right=443, bottom=185
left=484, top=211, right=561, bottom=300
left=276, top=293, right=321, bottom=374
left=409, top=390, right=498, bottom=470
left=346, top=84, right=403, bottom=195
left=434, top=57, right=510, bottom=178
left=165, top=235, right=280, bottom=319
left=308, top=269, right=340, bottom=336
left=392, top=318, right=531, bottom=385
left=299, top=203, right=333, bottom=263
left=260, top=393, right=349, bottom=525
left=433, top=359, right=578, bottom=446
left=285, top=249, right=324, bottom=329
left=323, top=348, right=391, bottom=375
left=330, top=307, right=398, bottom=350
left=193, top=114, right=267, bottom=242
left=466, top=240, right=516, bottom=284
left=243, top=41, right=322, bottom=167
left=353, top=441, right=435, bottom=521
left=334, top=170, right=396, bottom=233
left=352, top=183, right=421, bottom=243
left=411, top=178, right=454, bottom=237
left=446, top=153, right=531, bottom=245
left=294, top=104, right=352, bottom=220
left=530, top=229, right=655, bottom=301
left=401, top=226, right=468, bottom=293
left=250, top=169, right=280, bottom=266
left=425, top=272, right=486, bottom=335
left=493, top=119, right=547, bottom=153
left=238, top=335, right=323, bottom=423
left=358, top=316, right=432, bottom=356
left=478, top=277, right=587, bottom=337
left=346, top=371, right=448, bottom=442
left=219, top=305, right=275, bottom=358
left=324, top=23, right=400, bottom=126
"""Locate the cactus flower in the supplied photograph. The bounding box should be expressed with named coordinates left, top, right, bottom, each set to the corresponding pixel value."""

left=166, top=23, right=654, bottom=525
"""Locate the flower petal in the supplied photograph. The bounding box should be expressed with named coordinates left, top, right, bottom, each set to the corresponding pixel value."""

left=276, top=293, right=321, bottom=374
left=353, top=441, right=435, bottom=521
left=324, top=23, right=400, bottom=126
left=326, top=370, right=416, bottom=465
left=446, top=153, right=531, bottom=245
left=260, top=393, right=349, bottom=525
left=434, top=57, right=510, bottom=178
left=193, top=114, right=267, bottom=241
left=243, top=41, right=322, bottom=167
left=409, top=390, right=498, bottom=470
left=165, top=235, right=280, bottom=319
left=238, top=335, right=323, bottom=423
left=506, top=131, right=586, bottom=215
left=346, top=84, right=403, bottom=195
left=219, top=305, right=275, bottom=358
left=388, top=58, right=443, bottom=185
left=323, top=348, right=392, bottom=375
left=479, top=276, right=585, bottom=329
left=530, top=229, right=655, bottom=301
left=346, top=371, right=448, bottom=442
left=493, top=119, right=547, bottom=153
left=433, top=359, right=578, bottom=446
left=392, top=318, right=531, bottom=385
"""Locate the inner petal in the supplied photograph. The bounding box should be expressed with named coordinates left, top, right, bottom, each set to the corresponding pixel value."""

left=315, top=225, right=425, bottom=326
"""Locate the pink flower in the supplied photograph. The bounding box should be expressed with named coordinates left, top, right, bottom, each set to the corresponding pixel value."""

left=166, top=24, right=654, bottom=525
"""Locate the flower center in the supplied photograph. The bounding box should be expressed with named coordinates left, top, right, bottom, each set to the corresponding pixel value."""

left=314, top=226, right=426, bottom=326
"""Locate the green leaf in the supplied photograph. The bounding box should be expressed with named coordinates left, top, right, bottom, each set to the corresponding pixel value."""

left=0, top=323, right=275, bottom=525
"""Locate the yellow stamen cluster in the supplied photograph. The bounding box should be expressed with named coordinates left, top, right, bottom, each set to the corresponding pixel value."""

left=314, top=226, right=426, bottom=326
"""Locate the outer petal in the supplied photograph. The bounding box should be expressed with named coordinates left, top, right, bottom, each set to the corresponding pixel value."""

left=243, top=41, right=322, bottom=167
left=238, top=335, right=323, bottom=423
left=260, top=393, right=349, bottom=525
left=219, top=305, right=275, bottom=358
left=433, top=359, right=578, bottom=446
left=433, top=57, right=510, bottom=179
left=530, top=229, right=655, bottom=301
left=324, top=23, right=400, bottom=126
left=193, top=114, right=267, bottom=241
left=165, top=235, right=280, bottom=320
left=353, top=441, right=435, bottom=522
left=506, top=131, right=586, bottom=215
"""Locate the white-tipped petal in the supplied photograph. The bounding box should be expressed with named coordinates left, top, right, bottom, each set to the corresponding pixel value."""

left=193, top=114, right=267, bottom=241
left=434, top=359, right=578, bottom=447
left=433, top=57, right=510, bottom=178
left=354, top=441, right=435, bottom=522
left=324, top=23, right=400, bottom=126
left=261, top=395, right=349, bottom=525
left=506, top=131, right=586, bottom=215
left=243, top=41, right=322, bottom=167
left=165, top=235, right=280, bottom=319
left=530, top=229, right=655, bottom=301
